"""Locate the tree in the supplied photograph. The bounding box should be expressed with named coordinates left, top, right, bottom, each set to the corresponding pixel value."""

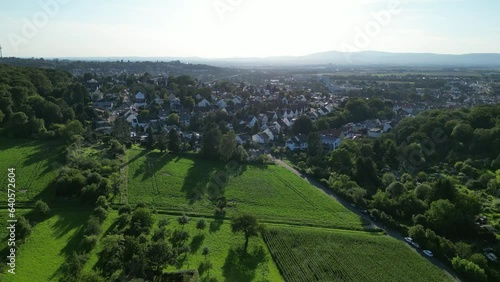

left=62, top=120, right=84, bottom=140
left=386, top=182, right=407, bottom=199
left=112, top=118, right=130, bottom=143
left=381, top=172, right=396, bottom=187
left=154, top=131, right=168, bottom=153
left=451, top=257, right=487, bottom=282
left=178, top=214, right=191, bottom=229
left=34, top=200, right=50, bottom=216
left=293, top=115, right=314, bottom=135
left=147, top=240, right=176, bottom=277
left=231, top=214, right=262, bottom=253
left=129, top=208, right=154, bottom=236
left=220, top=131, right=237, bottom=162
left=168, top=128, right=181, bottom=153
left=344, top=98, right=370, bottom=122
left=201, top=122, right=222, bottom=159
left=307, top=132, right=322, bottom=156
left=196, top=218, right=207, bottom=234
left=16, top=216, right=32, bottom=242
left=424, top=199, right=458, bottom=236
left=415, top=184, right=432, bottom=201
left=146, top=126, right=154, bottom=149
left=432, top=177, right=457, bottom=201
left=167, top=113, right=180, bottom=125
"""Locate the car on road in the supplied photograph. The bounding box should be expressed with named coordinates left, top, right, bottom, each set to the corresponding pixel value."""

left=411, top=242, right=420, bottom=249
left=404, top=237, right=413, bottom=244
left=423, top=250, right=433, bottom=257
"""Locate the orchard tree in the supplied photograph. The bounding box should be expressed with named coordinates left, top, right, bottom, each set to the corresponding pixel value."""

left=231, top=214, right=262, bottom=253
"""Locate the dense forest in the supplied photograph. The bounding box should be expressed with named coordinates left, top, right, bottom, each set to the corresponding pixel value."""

left=289, top=103, right=500, bottom=281
left=0, top=64, right=95, bottom=139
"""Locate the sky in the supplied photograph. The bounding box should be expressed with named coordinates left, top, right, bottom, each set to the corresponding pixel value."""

left=1, top=0, right=499, bottom=58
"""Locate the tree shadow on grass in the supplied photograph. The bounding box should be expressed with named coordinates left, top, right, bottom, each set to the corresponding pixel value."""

left=222, top=246, right=267, bottom=282
left=140, top=152, right=174, bottom=182
left=181, top=156, right=218, bottom=204
left=190, top=234, right=205, bottom=254
left=209, top=211, right=225, bottom=233
left=49, top=209, right=92, bottom=280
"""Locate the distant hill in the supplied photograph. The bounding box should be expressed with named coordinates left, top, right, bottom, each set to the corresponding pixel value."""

left=191, top=51, right=500, bottom=67
left=5, top=51, right=500, bottom=68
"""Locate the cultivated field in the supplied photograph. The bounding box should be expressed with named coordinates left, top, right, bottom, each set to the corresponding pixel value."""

left=263, top=226, right=452, bottom=282
left=127, top=148, right=365, bottom=229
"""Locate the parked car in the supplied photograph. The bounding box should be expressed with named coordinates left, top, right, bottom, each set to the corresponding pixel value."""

left=404, top=237, right=413, bottom=244
left=411, top=242, right=420, bottom=249
left=423, top=250, right=433, bottom=257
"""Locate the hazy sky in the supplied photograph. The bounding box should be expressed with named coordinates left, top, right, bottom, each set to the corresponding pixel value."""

left=1, top=0, right=499, bottom=58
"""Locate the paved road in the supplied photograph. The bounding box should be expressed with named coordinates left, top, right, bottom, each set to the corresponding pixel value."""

left=273, top=157, right=461, bottom=282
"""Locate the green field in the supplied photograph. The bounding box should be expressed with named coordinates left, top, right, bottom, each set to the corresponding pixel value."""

left=0, top=208, right=92, bottom=282
left=0, top=138, right=63, bottom=202
left=127, top=148, right=365, bottom=229
left=263, top=226, right=452, bottom=282
left=0, top=144, right=454, bottom=281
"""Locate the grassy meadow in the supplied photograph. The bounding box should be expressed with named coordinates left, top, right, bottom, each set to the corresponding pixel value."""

left=0, top=138, right=63, bottom=203
left=126, top=148, right=365, bottom=230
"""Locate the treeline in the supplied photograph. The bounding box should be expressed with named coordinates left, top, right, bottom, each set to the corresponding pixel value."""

left=290, top=104, right=500, bottom=281
left=0, top=64, right=95, bottom=139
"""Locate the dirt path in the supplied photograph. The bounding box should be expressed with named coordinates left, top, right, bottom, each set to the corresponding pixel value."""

left=272, top=157, right=461, bottom=282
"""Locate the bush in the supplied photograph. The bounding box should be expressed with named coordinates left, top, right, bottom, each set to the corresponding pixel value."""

left=118, top=205, right=132, bottom=215
left=451, top=257, right=487, bottom=282
left=34, top=200, right=50, bottom=216
left=81, top=235, right=99, bottom=253
left=96, top=196, right=110, bottom=210
left=84, top=216, right=102, bottom=236
left=93, top=206, right=108, bottom=223
left=16, top=216, right=32, bottom=242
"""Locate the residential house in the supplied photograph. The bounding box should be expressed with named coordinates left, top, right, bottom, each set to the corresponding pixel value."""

left=198, top=99, right=211, bottom=108
left=236, top=134, right=251, bottom=145
left=320, top=129, right=345, bottom=151
left=368, top=128, right=383, bottom=138
left=252, top=132, right=271, bottom=144
left=285, top=134, right=308, bottom=151
left=179, top=113, right=191, bottom=127
left=93, top=101, right=114, bottom=111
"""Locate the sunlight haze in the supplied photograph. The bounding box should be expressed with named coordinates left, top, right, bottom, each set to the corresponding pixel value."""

left=1, top=0, right=499, bottom=58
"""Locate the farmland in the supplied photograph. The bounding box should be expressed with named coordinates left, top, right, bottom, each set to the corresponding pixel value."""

left=127, top=148, right=365, bottom=229
left=263, top=226, right=452, bottom=282
left=0, top=143, right=455, bottom=281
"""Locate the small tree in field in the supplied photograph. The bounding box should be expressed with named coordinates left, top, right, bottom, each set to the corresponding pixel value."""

left=178, top=214, right=191, bottom=229
left=231, top=214, right=262, bottom=253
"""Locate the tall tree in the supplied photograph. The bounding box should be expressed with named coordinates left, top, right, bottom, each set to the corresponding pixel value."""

left=168, top=128, right=180, bottom=153
left=201, top=122, right=222, bottom=159
left=307, top=132, right=322, bottom=157
left=231, top=215, right=262, bottom=253
left=293, top=115, right=314, bottom=135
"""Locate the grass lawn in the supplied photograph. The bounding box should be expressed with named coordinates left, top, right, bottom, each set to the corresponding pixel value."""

left=263, top=226, right=452, bottom=282
left=0, top=208, right=92, bottom=281
left=0, top=138, right=64, bottom=203
left=126, top=148, right=365, bottom=229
